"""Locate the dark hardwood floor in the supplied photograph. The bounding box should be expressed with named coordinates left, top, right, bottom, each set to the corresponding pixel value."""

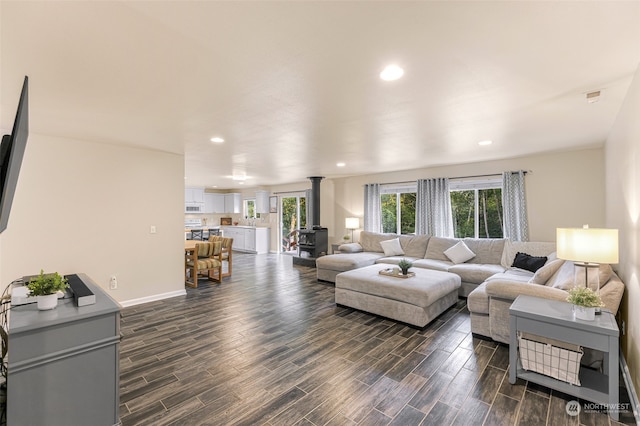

left=119, top=253, right=635, bottom=425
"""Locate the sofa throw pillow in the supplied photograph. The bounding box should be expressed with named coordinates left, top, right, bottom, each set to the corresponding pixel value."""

left=338, top=243, right=363, bottom=253
left=512, top=252, right=547, bottom=273
left=444, top=241, right=476, bottom=264
left=547, top=260, right=576, bottom=290
left=528, top=258, right=565, bottom=285
left=380, top=238, right=405, bottom=256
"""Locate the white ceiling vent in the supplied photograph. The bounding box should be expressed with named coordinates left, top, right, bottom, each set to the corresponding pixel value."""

left=586, top=90, right=601, bottom=103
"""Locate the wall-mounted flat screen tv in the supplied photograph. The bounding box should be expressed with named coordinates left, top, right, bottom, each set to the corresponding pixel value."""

left=0, top=76, right=29, bottom=234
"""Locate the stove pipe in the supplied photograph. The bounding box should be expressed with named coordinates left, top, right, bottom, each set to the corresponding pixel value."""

left=308, top=176, right=324, bottom=228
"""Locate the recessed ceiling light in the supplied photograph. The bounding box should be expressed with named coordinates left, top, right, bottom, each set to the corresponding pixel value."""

left=239, top=182, right=244, bottom=185
left=210, top=137, right=224, bottom=143
left=228, top=175, right=249, bottom=181
left=336, top=162, right=346, bottom=167
left=380, top=64, right=404, bottom=81
left=478, top=140, right=493, bottom=146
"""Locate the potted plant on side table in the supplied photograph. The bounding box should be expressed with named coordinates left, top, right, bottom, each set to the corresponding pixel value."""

left=27, top=270, right=69, bottom=310
left=566, top=286, right=604, bottom=321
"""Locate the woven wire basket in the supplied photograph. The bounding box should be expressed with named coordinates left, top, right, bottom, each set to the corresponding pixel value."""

left=518, top=332, right=584, bottom=386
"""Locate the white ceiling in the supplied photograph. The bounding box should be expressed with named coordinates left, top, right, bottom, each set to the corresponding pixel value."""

left=2, top=1, right=639, bottom=189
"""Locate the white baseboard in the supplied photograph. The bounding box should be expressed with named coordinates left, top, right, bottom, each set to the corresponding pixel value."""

left=119, top=289, right=186, bottom=308
left=620, top=351, right=640, bottom=424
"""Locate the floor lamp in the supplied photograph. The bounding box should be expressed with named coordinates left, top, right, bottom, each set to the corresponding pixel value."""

left=345, top=217, right=359, bottom=243
left=557, top=225, right=619, bottom=312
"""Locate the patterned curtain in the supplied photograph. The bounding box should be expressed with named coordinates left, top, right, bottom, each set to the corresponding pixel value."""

left=502, top=171, right=529, bottom=241
left=363, top=184, right=381, bottom=233
left=416, top=178, right=453, bottom=237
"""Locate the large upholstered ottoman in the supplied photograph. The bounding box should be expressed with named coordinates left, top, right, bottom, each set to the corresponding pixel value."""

left=335, top=264, right=461, bottom=327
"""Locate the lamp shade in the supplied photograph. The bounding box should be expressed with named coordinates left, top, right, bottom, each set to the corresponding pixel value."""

left=345, top=217, right=359, bottom=230
left=556, top=227, right=619, bottom=264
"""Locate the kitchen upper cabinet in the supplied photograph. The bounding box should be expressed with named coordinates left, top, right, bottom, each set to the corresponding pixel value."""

left=204, top=193, right=225, bottom=214
left=185, top=187, right=205, bottom=213
left=255, top=190, right=270, bottom=214
left=185, top=187, right=205, bottom=203
left=224, top=193, right=241, bottom=214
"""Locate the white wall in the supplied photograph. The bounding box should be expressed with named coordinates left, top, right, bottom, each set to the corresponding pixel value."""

left=326, top=147, right=605, bottom=243
left=606, top=63, right=640, bottom=397
left=0, top=133, right=185, bottom=303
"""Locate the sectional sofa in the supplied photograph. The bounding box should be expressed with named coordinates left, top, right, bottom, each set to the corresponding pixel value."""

left=317, top=231, right=625, bottom=342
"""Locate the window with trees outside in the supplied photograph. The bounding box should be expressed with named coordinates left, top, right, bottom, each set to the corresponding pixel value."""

left=380, top=184, right=416, bottom=234
left=244, top=199, right=256, bottom=219
left=450, top=178, right=503, bottom=238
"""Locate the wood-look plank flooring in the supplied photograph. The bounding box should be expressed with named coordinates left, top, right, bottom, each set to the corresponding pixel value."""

left=119, top=253, right=636, bottom=425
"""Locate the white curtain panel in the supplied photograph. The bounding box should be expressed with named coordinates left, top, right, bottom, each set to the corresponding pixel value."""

left=363, top=183, right=381, bottom=233
left=416, top=178, right=454, bottom=237
left=502, top=171, right=529, bottom=241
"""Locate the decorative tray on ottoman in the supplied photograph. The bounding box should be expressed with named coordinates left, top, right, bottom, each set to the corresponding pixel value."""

left=378, top=268, right=415, bottom=279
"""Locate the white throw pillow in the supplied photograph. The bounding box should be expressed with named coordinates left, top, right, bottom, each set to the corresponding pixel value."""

left=444, top=241, right=476, bottom=264
left=380, top=238, right=405, bottom=256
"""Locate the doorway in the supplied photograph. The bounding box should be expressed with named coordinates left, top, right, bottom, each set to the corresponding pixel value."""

left=280, top=194, right=306, bottom=254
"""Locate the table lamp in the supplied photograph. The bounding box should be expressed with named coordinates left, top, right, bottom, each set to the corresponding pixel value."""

left=557, top=226, right=619, bottom=310
left=345, top=217, right=359, bottom=242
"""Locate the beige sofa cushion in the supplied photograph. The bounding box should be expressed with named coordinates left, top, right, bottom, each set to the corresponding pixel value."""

left=413, top=258, right=453, bottom=272
left=359, top=231, right=398, bottom=253
left=425, top=236, right=505, bottom=265
left=463, top=238, right=506, bottom=265
left=315, top=252, right=385, bottom=272
left=424, top=236, right=459, bottom=261
left=399, top=234, right=430, bottom=258
left=448, top=263, right=506, bottom=285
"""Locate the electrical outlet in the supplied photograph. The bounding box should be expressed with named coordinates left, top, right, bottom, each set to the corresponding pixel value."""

left=110, top=276, right=117, bottom=290
left=150, top=225, right=157, bottom=234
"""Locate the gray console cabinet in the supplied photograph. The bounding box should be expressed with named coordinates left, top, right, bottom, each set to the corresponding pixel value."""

left=7, top=274, right=121, bottom=426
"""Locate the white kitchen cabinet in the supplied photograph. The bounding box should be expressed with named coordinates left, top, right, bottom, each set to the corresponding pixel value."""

left=221, top=226, right=270, bottom=254
left=185, top=187, right=205, bottom=203
left=224, top=193, right=241, bottom=214
left=185, top=187, right=205, bottom=213
left=255, top=190, right=270, bottom=214
left=244, top=228, right=256, bottom=251
left=205, top=193, right=225, bottom=214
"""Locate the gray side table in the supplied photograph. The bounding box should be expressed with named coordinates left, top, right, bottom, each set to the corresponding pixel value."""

left=7, top=274, right=121, bottom=426
left=509, top=295, right=619, bottom=420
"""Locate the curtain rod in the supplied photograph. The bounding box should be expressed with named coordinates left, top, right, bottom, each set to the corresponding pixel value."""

left=368, top=170, right=531, bottom=187
left=273, top=189, right=309, bottom=195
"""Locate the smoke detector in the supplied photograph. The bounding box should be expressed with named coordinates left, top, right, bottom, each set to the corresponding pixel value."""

left=586, top=90, right=601, bottom=104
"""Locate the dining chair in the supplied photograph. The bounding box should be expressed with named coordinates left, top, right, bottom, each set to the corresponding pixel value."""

left=185, top=241, right=222, bottom=288
left=209, top=236, right=233, bottom=278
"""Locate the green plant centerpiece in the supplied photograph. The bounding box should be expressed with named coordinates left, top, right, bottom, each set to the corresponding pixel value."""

left=27, top=270, right=69, bottom=310
left=566, top=286, right=604, bottom=307
left=343, top=235, right=351, bottom=242
left=566, top=286, right=603, bottom=321
left=398, top=258, right=413, bottom=275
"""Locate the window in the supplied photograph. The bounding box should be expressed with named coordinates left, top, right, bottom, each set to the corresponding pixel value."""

left=244, top=199, right=256, bottom=219
left=450, top=178, right=503, bottom=238
left=380, top=184, right=416, bottom=234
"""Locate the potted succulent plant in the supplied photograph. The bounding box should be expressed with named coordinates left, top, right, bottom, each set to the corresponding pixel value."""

left=398, top=258, right=413, bottom=276
left=27, top=270, right=69, bottom=310
left=566, top=286, right=604, bottom=321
